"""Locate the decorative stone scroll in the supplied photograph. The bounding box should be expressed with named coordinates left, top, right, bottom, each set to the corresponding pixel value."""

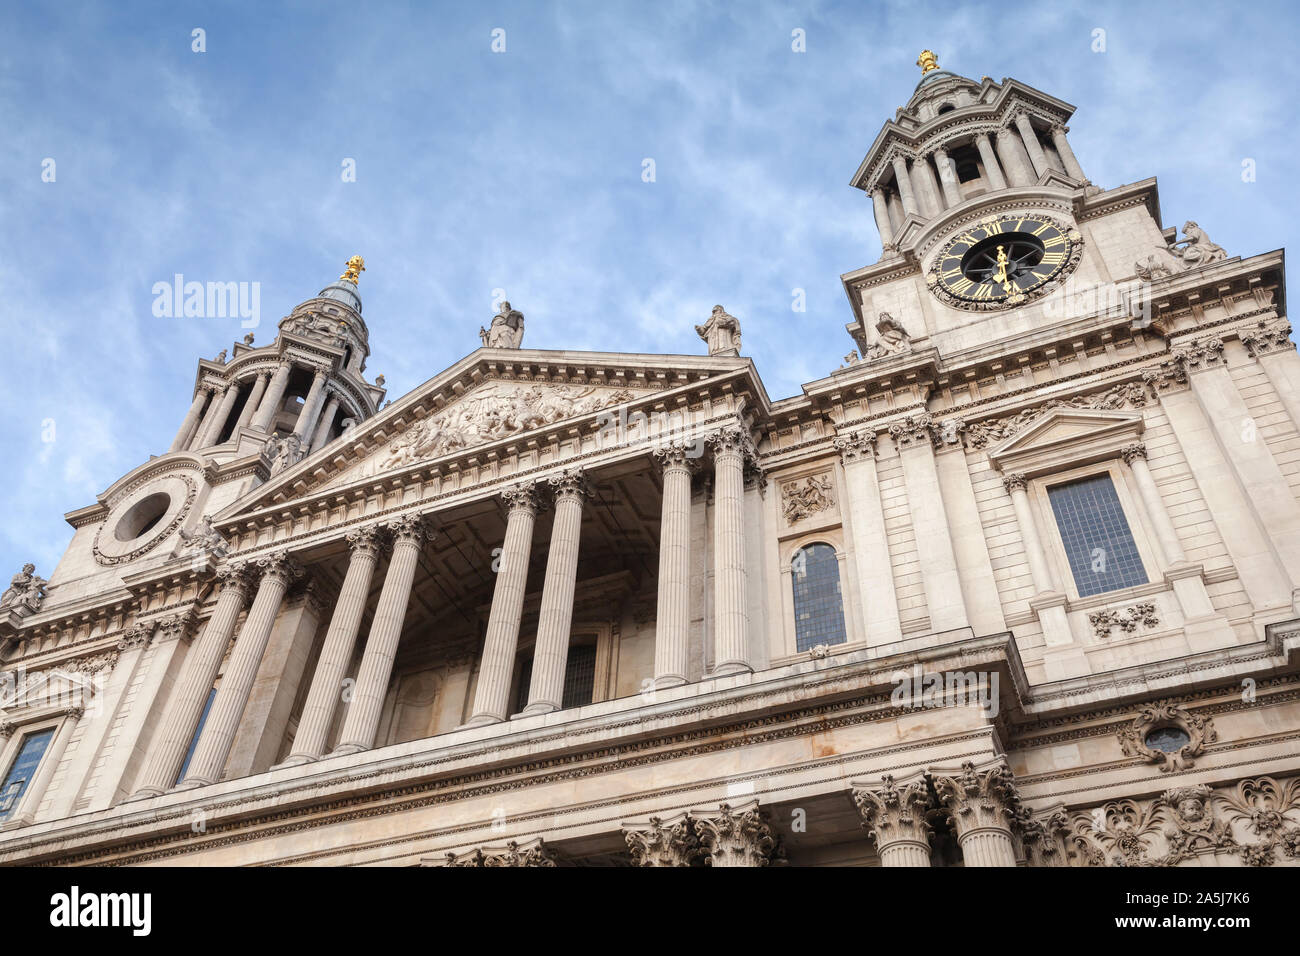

left=1117, top=701, right=1215, bottom=772
left=1088, top=602, right=1158, bottom=639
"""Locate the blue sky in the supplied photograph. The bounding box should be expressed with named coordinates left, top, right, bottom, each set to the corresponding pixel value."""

left=2, top=0, right=1298, bottom=579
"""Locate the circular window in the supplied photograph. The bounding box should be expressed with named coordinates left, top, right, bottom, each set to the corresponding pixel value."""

left=1144, top=727, right=1191, bottom=753
left=114, top=492, right=172, bottom=542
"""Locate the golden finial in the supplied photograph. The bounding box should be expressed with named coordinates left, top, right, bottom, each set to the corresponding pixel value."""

left=339, top=255, right=366, bottom=284
left=917, top=50, right=939, bottom=74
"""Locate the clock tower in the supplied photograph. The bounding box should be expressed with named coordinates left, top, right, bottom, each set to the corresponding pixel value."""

left=841, top=51, right=1190, bottom=360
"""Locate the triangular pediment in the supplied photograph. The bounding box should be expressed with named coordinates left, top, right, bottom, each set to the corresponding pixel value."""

left=219, top=347, right=762, bottom=519
left=987, top=407, right=1145, bottom=474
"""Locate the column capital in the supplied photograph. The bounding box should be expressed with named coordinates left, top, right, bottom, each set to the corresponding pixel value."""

left=1002, top=472, right=1028, bottom=494
left=345, top=523, right=386, bottom=558
left=1120, top=442, right=1148, bottom=464
left=705, top=424, right=758, bottom=461
left=546, top=468, right=592, bottom=503
left=500, top=480, right=542, bottom=515
left=254, top=550, right=303, bottom=587
left=214, top=561, right=254, bottom=599
left=0, top=721, right=16, bottom=739
left=888, top=413, right=939, bottom=450
left=442, top=837, right=558, bottom=867
left=974, top=130, right=993, bottom=145
left=623, top=812, right=700, bottom=867
left=932, top=758, right=1022, bottom=839
left=851, top=773, right=934, bottom=849
left=115, top=621, right=154, bottom=651
left=652, top=440, right=701, bottom=472
left=1240, top=318, right=1295, bottom=358
left=833, top=430, right=877, bottom=463
left=385, top=513, right=429, bottom=547
left=691, top=800, right=784, bottom=867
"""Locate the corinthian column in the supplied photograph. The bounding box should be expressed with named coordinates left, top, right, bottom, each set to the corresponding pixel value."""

left=309, top=394, right=341, bottom=452
left=623, top=811, right=699, bottom=867
left=179, top=551, right=299, bottom=787
left=933, top=759, right=1021, bottom=867
left=233, top=372, right=270, bottom=432
left=871, top=187, right=895, bottom=254
left=1048, top=123, right=1087, bottom=183
left=891, top=155, right=918, bottom=216
left=250, top=362, right=292, bottom=432
left=334, top=515, right=427, bottom=754
left=974, top=132, right=1007, bottom=190
left=708, top=427, right=754, bottom=676
left=283, top=526, right=384, bottom=764
left=851, top=773, right=935, bottom=867
left=653, top=444, right=694, bottom=688
left=522, top=471, right=589, bottom=715
left=692, top=800, right=782, bottom=867
left=170, top=389, right=210, bottom=453
left=932, top=146, right=962, bottom=207
left=292, top=368, right=329, bottom=443
left=1013, top=112, right=1049, bottom=178
left=196, top=382, right=241, bottom=449
left=130, top=567, right=247, bottom=798
left=995, top=127, right=1034, bottom=187
left=464, top=483, right=541, bottom=727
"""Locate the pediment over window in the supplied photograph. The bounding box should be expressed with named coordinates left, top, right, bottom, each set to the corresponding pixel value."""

left=986, top=408, right=1145, bottom=477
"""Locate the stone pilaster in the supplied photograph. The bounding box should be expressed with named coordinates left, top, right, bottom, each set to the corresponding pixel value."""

left=653, top=443, right=695, bottom=688
left=692, top=800, right=783, bottom=867
left=933, top=759, right=1022, bottom=867
left=707, top=426, right=755, bottom=676
left=522, top=470, right=589, bottom=715
left=833, top=431, right=902, bottom=645
left=130, top=565, right=248, bottom=798
left=464, top=482, right=541, bottom=727
left=624, top=811, right=699, bottom=867
left=334, top=515, right=427, bottom=753
left=284, top=525, right=385, bottom=764
left=851, top=773, right=935, bottom=867
left=179, top=551, right=299, bottom=787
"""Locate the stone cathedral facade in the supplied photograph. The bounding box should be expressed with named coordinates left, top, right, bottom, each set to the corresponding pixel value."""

left=2, top=55, right=1299, bottom=868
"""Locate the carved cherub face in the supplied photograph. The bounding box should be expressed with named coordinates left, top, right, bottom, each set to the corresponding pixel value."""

left=1178, top=797, right=1204, bottom=822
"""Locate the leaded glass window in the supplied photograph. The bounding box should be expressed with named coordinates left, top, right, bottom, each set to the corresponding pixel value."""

left=792, top=543, right=847, bottom=652
left=1047, top=474, right=1148, bottom=597
left=0, top=728, right=55, bottom=821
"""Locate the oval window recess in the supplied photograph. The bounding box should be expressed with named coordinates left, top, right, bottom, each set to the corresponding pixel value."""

left=1144, top=726, right=1190, bottom=753
left=114, top=492, right=172, bottom=542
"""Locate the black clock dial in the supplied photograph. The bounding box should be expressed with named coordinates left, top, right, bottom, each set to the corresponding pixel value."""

left=928, top=215, right=1077, bottom=306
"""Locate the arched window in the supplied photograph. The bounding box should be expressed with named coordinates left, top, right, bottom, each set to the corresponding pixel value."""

left=791, top=543, right=847, bottom=652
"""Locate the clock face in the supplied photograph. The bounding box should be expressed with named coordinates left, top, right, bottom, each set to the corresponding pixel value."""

left=927, top=214, right=1080, bottom=308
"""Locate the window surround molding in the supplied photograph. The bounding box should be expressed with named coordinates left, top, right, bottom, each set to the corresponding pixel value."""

left=0, top=703, right=84, bottom=829
left=777, top=532, right=854, bottom=662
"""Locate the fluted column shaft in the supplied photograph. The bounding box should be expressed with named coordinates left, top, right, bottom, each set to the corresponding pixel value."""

left=309, top=394, right=341, bottom=453
left=334, top=517, right=425, bottom=753
left=171, top=390, right=210, bottom=453
left=932, top=147, right=962, bottom=206
left=995, top=127, right=1034, bottom=187
left=654, top=449, right=693, bottom=688
left=1049, top=125, right=1086, bottom=182
left=131, top=572, right=248, bottom=797
left=196, top=382, right=241, bottom=449
left=522, top=474, right=587, bottom=715
left=293, top=369, right=329, bottom=443
left=465, top=486, right=539, bottom=726
left=179, top=554, right=295, bottom=786
left=974, top=132, right=1007, bottom=190
left=285, top=528, right=382, bottom=763
left=233, top=372, right=269, bottom=432
left=1013, top=112, right=1049, bottom=178
left=188, top=387, right=223, bottom=450
left=890, top=156, right=918, bottom=216
left=879, top=840, right=933, bottom=866
left=250, top=362, right=292, bottom=432
left=711, top=429, right=751, bottom=676
left=870, top=187, right=894, bottom=253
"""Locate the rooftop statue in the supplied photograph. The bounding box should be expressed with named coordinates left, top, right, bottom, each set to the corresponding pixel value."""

left=479, top=301, right=525, bottom=349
